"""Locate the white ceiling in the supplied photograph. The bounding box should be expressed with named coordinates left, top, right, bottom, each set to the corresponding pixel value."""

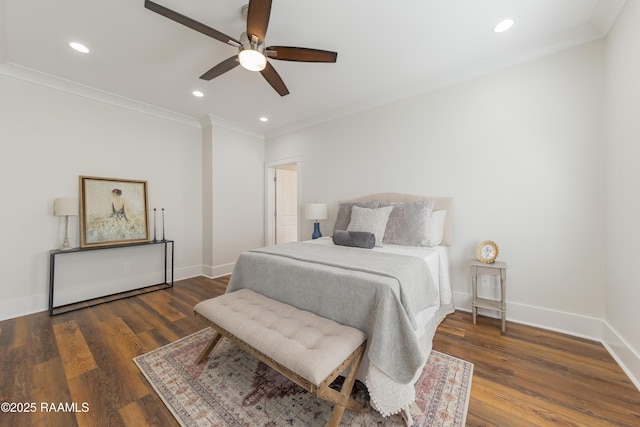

left=0, top=0, right=627, bottom=137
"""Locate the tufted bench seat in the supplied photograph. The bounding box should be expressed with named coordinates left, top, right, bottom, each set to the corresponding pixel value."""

left=193, top=288, right=367, bottom=427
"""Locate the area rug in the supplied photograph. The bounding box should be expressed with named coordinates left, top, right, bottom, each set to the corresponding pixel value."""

left=134, top=328, right=473, bottom=426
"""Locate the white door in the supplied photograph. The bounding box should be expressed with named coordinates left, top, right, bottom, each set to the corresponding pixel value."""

left=275, top=168, right=298, bottom=243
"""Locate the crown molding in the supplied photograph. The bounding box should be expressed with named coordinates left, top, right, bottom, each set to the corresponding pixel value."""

left=0, top=62, right=201, bottom=128
left=590, top=0, right=628, bottom=35
left=199, top=114, right=265, bottom=139
left=0, top=0, right=7, bottom=64
left=265, top=22, right=607, bottom=140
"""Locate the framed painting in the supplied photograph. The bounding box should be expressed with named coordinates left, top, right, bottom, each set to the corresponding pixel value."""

left=79, top=176, right=150, bottom=248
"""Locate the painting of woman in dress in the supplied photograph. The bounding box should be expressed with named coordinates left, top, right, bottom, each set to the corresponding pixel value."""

left=111, top=188, right=128, bottom=219
left=79, top=176, right=149, bottom=247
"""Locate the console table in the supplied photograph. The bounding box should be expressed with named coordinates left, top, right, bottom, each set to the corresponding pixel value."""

left=49, top=240, right=174, bottom=316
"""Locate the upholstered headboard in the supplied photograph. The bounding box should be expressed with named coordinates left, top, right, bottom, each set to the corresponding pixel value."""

left=339, top=193, right=454, bottom=246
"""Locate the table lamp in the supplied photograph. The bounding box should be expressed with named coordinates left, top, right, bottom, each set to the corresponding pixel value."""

left=54, top=198, right=78, bottom=250
left=305, top=203, right=327, bottom=239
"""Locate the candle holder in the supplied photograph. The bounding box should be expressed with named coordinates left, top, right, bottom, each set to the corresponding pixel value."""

left=153, top=208, right=157, bottom=242
left=161, top=208, right=166, bottom=241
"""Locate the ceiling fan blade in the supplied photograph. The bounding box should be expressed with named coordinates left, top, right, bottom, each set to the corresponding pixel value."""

left=199, top=56, right=240, bottom=80
left=246, top=0, right=272, bottom=43
left=266, top=46, right=337, bottom=63
left=144, top=0, right=240, bottom=47
left=260, top=62, right=289, bottom=96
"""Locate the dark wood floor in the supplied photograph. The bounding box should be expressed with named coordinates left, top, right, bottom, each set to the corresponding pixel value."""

left=1, top=276, right=639, bottom=426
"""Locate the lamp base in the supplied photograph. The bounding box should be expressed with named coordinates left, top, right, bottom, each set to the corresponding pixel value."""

left=312, top=222, right=322, bottom=239
left=60, top=216, right=73, bottom=250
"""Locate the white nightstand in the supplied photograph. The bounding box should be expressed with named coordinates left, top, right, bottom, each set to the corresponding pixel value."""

left=471, top=259, right=507, bottom=332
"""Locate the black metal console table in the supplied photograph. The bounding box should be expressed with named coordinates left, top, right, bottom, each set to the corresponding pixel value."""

left=49, top=240, right=174, bottom=316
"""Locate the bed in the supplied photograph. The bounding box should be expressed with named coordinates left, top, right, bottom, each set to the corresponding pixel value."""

left=226, top=193, right=454, bottom=422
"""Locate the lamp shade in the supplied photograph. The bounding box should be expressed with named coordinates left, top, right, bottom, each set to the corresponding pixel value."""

left=305, top=203, right=327, bottom=221
left=54, top=198, right=78, bottom=216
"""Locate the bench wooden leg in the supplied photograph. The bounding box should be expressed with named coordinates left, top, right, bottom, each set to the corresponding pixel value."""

left=194, top=302, right=367, bottom=427
left=196, top=332, right=222, bottom=364
left=322, top=345, right=366, bottom=427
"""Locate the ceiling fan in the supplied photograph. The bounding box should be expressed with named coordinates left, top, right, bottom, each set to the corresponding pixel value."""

left=144, top=0, right=338, bottom=96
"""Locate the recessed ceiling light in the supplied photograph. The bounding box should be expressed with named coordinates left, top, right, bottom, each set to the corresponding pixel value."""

left=259, top=116, right=269, bottom=122
left=69, top=42, right=90, bottom=53
left=192, top=90, right=204, bottom=97
left=494, top=19, right=514, bottom=33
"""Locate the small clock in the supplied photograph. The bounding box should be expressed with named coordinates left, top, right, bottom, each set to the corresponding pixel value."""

left=476, top=240, right=499, bottom=264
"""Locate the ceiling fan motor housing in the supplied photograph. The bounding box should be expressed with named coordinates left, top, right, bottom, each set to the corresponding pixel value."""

left=238, top=32, right=267, bottom=71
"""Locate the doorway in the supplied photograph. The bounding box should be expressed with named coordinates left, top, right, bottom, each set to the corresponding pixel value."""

left=265, top=158, right=301, bottom=245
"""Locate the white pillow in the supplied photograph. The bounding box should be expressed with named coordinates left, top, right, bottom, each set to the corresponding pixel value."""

left=347, top=205, right=394, bottom=247
left=427, top=210, right=447, bottom=246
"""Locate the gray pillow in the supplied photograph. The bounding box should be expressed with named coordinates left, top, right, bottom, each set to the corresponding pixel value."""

left=347, top=205, right=394, bottom=247
left=381, top=200, right=435, bottom=246
left=333, top=200, right=379, bottom=233
left=332, top=230, right=376, bottom=249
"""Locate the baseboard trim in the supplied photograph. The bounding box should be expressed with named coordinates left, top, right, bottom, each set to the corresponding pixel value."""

left=453, top=290, right=640, bottom=392
left=602, top=322, right=640, bottom=392
left=174, top=265, right=203, bottom=281
left=0, top=293, right=49, bottom=322
left=0, top=264, right=202, bottom=321
left=3, top=276, right=637, bottom=392
left=202, top=262, right=235, bottom=279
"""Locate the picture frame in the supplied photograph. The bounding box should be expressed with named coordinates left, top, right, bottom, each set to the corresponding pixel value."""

left=79, top=176, right=150, bottom=248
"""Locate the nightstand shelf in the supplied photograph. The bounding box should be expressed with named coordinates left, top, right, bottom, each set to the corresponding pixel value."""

left=471, top=259, right=507, bottom=332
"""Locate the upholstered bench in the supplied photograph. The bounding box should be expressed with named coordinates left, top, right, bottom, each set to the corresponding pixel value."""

left=193, top=288, right=367, bottom=427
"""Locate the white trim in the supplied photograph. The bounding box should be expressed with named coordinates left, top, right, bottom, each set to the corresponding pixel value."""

left=602, top=322, right=640, bottom=392
left=0, top=264, right=202, bottom=321
left=174, top=265, right=204, bottom=281
left=4, top=274, right=636, bottom=391
left=202, top=114, right=265, bottom=139
left=202, top=262, right=235, bottom=279
left=589, top=0, right=628, bottom=35
left=453, top=290, right=640, bottom=391
left=0, top=62, right=201, bottom=127
left=264, top=157, right=302, bottom=246
left=264, top=24, right=607, bottom=140
left=265, top=167, right=276, bottom=246
left=265, top=157, right=304, bottom=169
left=0, top=292, right=49, bottom=322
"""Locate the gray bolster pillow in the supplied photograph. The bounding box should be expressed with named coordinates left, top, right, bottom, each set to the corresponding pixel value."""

left=332, top=230, right=376, bottom=249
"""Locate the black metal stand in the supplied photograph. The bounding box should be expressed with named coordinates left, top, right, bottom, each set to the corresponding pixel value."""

left=48, top=240, right=174, bottom=316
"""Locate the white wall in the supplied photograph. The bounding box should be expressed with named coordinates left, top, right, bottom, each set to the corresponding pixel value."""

left=266, top=41, right=607, bottom=336
left=603, top=0, right=640, bottom=387
left=201, top=117, right=265, bottom=278
left=0, top=74, right=203, bottom=319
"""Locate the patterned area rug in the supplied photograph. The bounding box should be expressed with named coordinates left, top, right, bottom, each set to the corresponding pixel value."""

left=134, top=328, right=473, bottom=426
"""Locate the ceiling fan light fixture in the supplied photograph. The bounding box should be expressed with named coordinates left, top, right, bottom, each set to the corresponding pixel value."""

left=239, top=48, right=267, bottom=71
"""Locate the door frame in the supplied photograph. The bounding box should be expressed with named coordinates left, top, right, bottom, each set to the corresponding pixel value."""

left=265, top=157, right=302, bottom=246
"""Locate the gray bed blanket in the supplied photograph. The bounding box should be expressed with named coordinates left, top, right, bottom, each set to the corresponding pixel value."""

left=226, top=241, right=439, bottom=384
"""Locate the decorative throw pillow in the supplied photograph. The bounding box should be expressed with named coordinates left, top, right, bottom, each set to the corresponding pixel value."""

left=333, top=200, right=379, bottom=233
left=381, top=200, right=434, bottom=246
left=347, top=205, right=394, bottom=247
left=427, top=210, right=447, bottom=246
